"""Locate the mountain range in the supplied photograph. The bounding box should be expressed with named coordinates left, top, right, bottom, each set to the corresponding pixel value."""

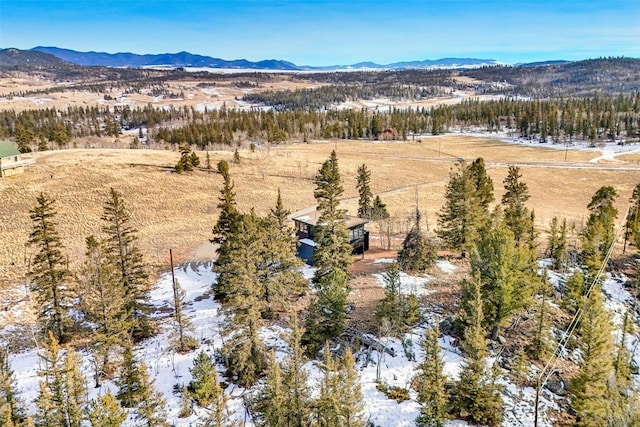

left=31, top=46, right=500, bottom=70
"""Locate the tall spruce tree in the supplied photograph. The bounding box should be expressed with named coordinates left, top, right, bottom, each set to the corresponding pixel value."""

left=470, top=213, right=535, bottom=340
left=570, top=289, right=614, bottom=426
left=415, top=323, right=447, bottom=427
left=78, top=236, right=131, bottom=384
left=134, top=363, right=169, bottom=427
left=305, top=151, right=353, bottom=349
left=28, top=193, right=73, bottom=343
left=85, top=390, right=127, bottom=427
left=375, top=264, right=403, bottom=335
left=217, top=214, right=266, bottom=387
left=211, top=160, right=239, bottom=251
left=115, top=344, right=143, bottom=409
left=189, top=351, right=220, bottom=407
left=437, top=158, right=493, bottom=257
left=626, top=182, right=640, bottom=250
left=336, top=348, right=366, bottom=427
left=35, top=333, right=87, bottom=427
left=0, top=348, right=25, bottom=426
left=258, top=190, right=306, bottom=318
left=312, top=150, right=353, bottom=278
left=211, top=160, right=240, bottom=302
left=501, top=166, right=534, bottom=246
left=356, top=164, right=373, bottom=219
left=582, top=186, right=618, bottom=275
left=101, top=188, right=151, bottom=339
left=453, top=277, right=503, bottom=427
left=282, top=315, right=312, bottom=427
left=466, top=158, right=494, bottom=215
left=546, top=216, right=568, bottom=271
left=253, top=350, right=286, bottom=427
left=371, top=195, right=390, bottom=222
left=397, top=208, right=436, bottom=273
left=315, top=346, right=341, bottom=427
left=170, top=275, right=196, bottom=354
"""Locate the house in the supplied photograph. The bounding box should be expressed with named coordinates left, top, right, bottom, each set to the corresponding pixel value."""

left=293, top=212, right=369, bottom=265
left=0, top=140, right=34, bottom=178
left=380, top=128, right=397, bottom=140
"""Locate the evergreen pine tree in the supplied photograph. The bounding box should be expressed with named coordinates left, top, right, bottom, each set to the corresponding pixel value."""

left=305, top=151, right=353, bottom=348
left=212, top=160, right=238, bottom=248
left=171, top=276, right=196, bottom=353
left=371, top=195, right=390, bottom=224
left=570, top=289, right=614, bottom=426
left=258, top=190, right=306, bottom=318
left=175, top=145, right=196, bottom=173
left=501, top=166, right=534, bottom=245
left=205, top=151, right=212, bottom=170
left=305, top=269, right=350, bottom=351
left=218, top=214, right=266, bottom=387
left=78, top=236, right=131, bottom=384
left=454, top=277, right=503, bottom=427
left=437, top=159, right=493, bottom=257
left=282, top=315, right=312, bottom=427
left=312, top=150, right=353, bottom=278
left=35, top=333, right=87, bottom=427
left=528, top=275, right=553, bottom=361
left=316, top=345, right=341, bottom=427
left=211, top=160, right=240, bottom=302
left=626, top=182, right=640, bottom=250
left=85, top=390, right=127, bottom=427
left=582, top=186, right=618, bottom=275
left=115, top=344, right=143, bottom=408
left=189, top=352, right=220, bottom=407
left=135, top=362, right=169, bottom=427
left=375, top=264, right=403, bottom=335
left=466, top=158, right=494, bottom=215
left=0, top=347, right=25, bottom=426
left=397, top=208, right=436, bottom=273
left=356, top=164, right=373, bottom=219
left=415, top=324, right=447, bottom=427
left=101, top=188, right=151, bottom=339
left=336, top=348, right=366, bottom=427
left=253, top=350, right=286, bottom=427
left=63, top=349, right=87, bottom=427
left=562, top=270, right=586, bottom=315
left=546, top=216, right=568, bottom=270
left=28, top=193, right=73, bottom=343
left=470, top=213, right=535, bottom=340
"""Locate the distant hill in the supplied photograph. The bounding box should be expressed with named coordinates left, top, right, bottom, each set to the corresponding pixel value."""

left=462, top=57, right=640, bottom=96
left=32, top=46, right=302, bottom=70
left=0, top=48, right=74, bottom=70
left=517, top=60, right=571, bottom=68
left=31, top=46, right=498, bottom=71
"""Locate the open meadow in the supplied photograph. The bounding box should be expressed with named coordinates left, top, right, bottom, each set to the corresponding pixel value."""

left=2, top=135, right=639, bottom=288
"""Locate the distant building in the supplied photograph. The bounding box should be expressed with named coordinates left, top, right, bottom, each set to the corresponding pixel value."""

left=0, top=140, right=34, bottom=178
left=292, top=212, right=369, bottom=265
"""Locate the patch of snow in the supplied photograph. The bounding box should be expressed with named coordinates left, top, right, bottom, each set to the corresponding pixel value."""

left=373, top=271, right=434, bottom=297
left=372, top=258, right=396, bottom=265
left=436, top=260, right=457, bottom=274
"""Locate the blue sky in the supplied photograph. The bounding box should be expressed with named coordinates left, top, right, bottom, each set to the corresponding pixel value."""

left=1, top=0, right=638, bottom=65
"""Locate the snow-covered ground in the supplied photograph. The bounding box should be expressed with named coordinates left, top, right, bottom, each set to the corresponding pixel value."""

left=5, top=259, right=638, bottom=426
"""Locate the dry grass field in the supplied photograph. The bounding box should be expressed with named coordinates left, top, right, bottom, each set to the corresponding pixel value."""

left=0, top=73, right=514, bottom=113
left=2, top=135, right=639, bottom=289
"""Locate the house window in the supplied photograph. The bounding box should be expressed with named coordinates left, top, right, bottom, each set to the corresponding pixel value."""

left=350, top=226, right=364, bottom=241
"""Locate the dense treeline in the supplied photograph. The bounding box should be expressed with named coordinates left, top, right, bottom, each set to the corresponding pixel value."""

left=242, top=83, right=452, bottom=111
left=5, top=93, right=640, bottom=151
